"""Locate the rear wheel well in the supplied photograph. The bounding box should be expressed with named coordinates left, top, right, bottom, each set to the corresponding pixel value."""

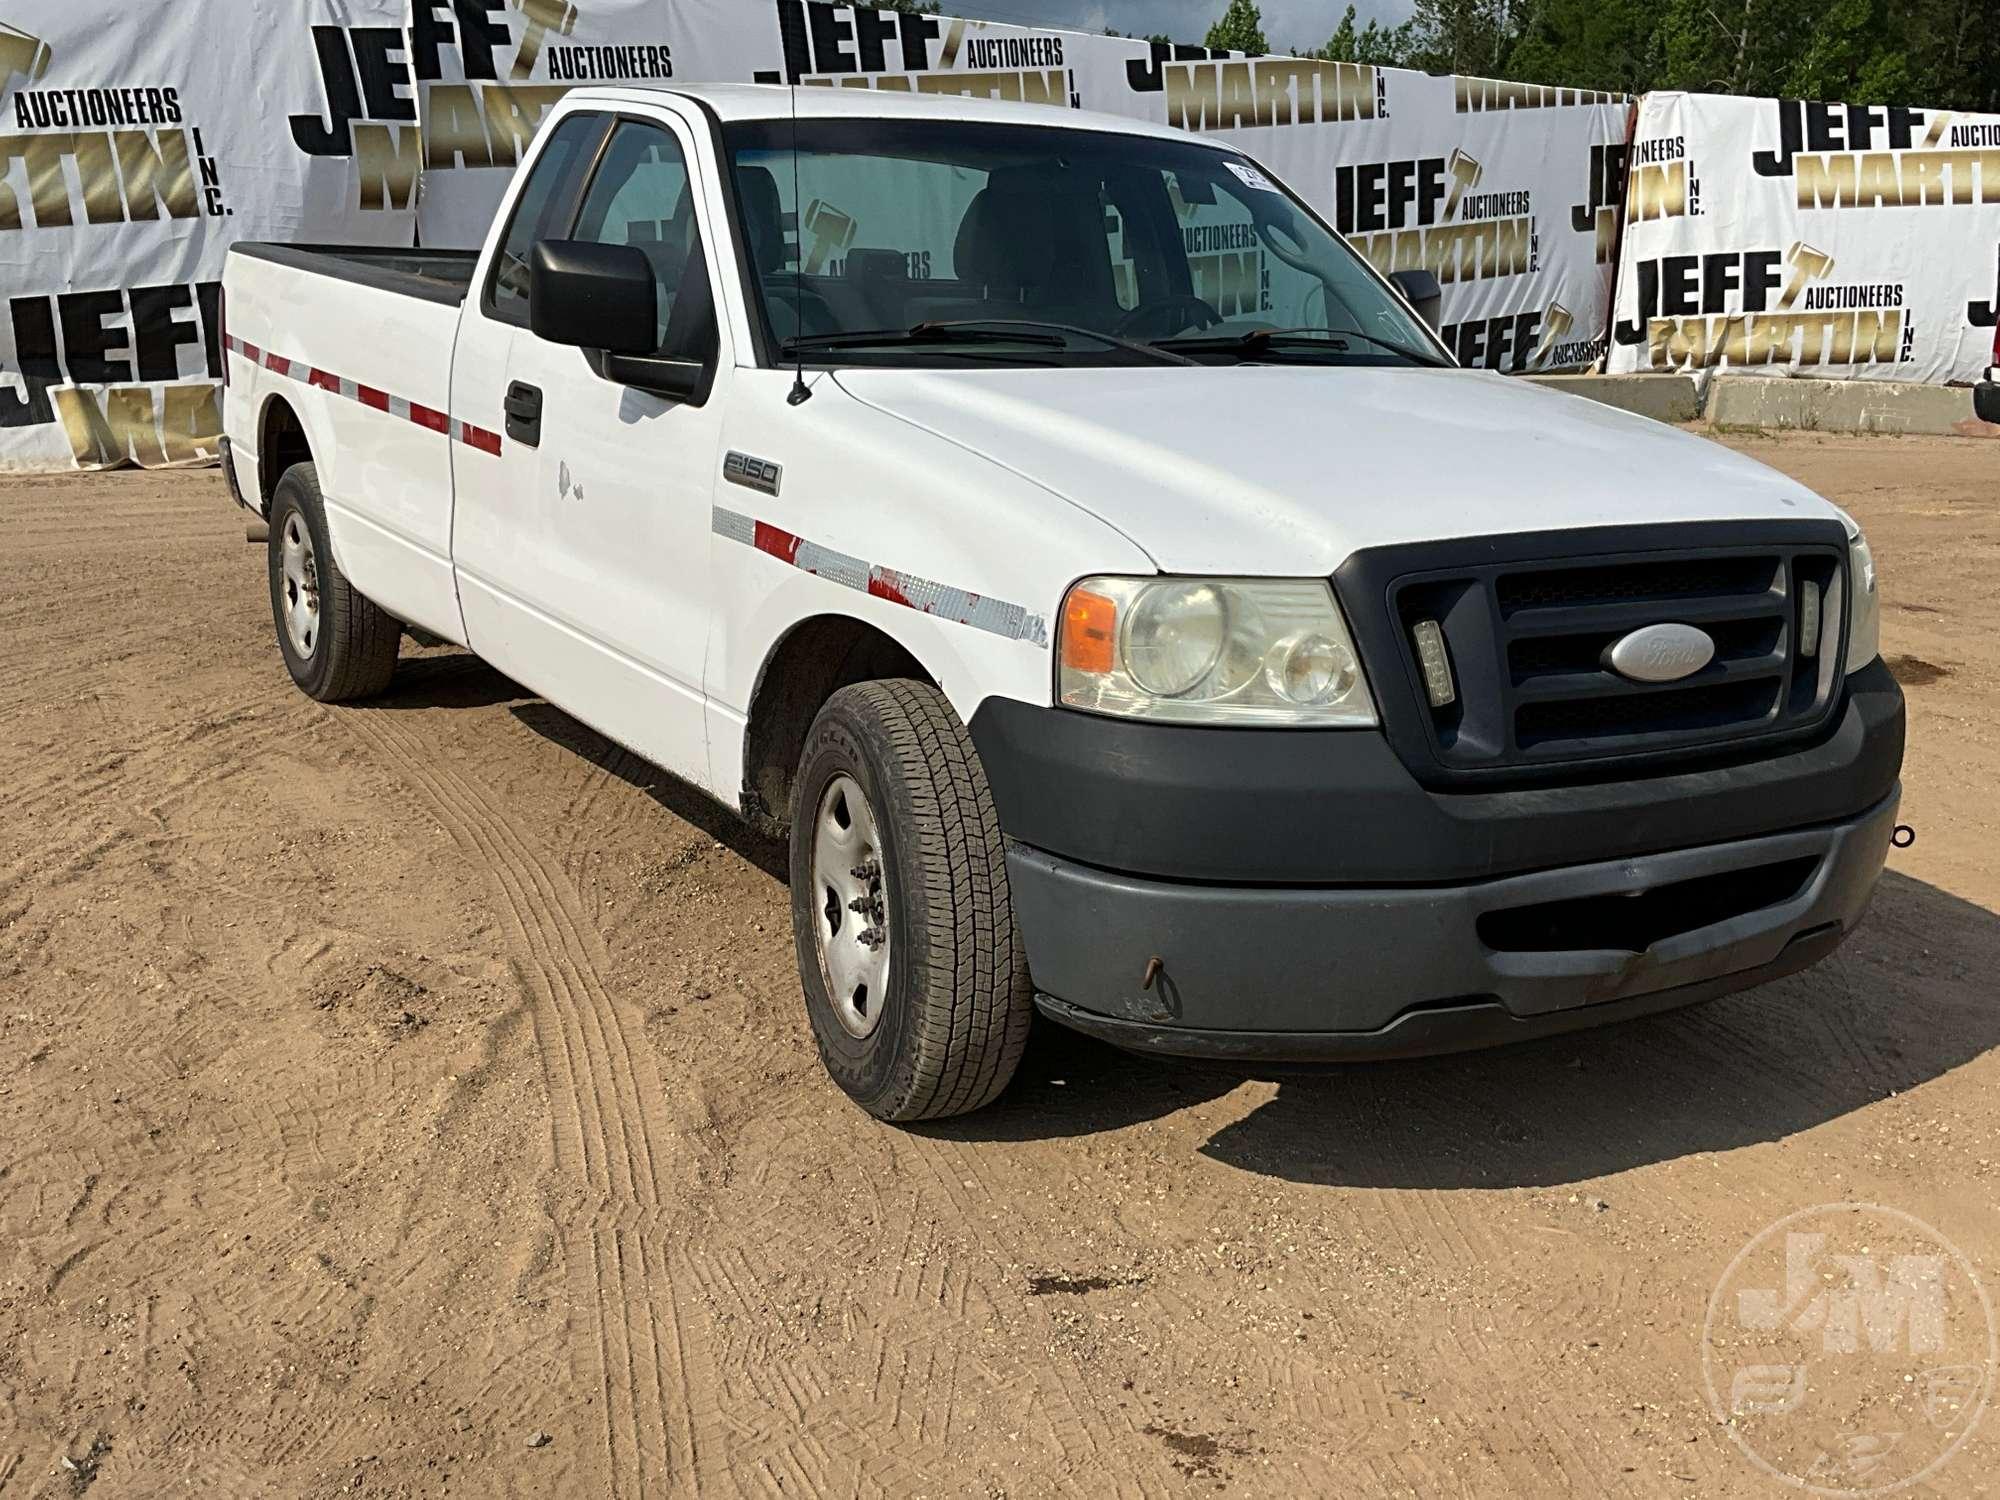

left=258, top=396, right=312, bottom=506
left=742, top=616, right=935, bottom=836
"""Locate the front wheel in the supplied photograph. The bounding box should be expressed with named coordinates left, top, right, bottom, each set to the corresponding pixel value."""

left=267, top=462, right=400, bottom=702
left=789, top=680, right=1033, bottom=1121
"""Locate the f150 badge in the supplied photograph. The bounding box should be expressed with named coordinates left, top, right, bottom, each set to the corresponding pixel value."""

left=724, top=450, right=782, bottom=497
left=1605, top=622, right=1715, bottom=683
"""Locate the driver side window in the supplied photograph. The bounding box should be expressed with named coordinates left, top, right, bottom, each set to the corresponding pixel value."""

left=488, top=111, right=605, bottom=328
left=569, top=120, right=712, bottom=359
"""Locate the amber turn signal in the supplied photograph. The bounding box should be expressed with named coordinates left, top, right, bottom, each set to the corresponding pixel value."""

left=1060, top=586, right=1117, bottom=675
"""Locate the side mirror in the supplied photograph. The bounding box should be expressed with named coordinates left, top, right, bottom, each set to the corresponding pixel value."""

left=1389, top=268, right=1443, bottom=331
left=531, top=238, right=717, bottom=406
left=530, top=239, right=657, bottom=355
left=598, top=350, right=714, bottom=407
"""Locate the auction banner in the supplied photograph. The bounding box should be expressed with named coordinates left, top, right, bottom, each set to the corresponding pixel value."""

left=1608, top=90, right=2000, bottom=383
left=408, top=2, right=1157, bottom=245
left=718, top=0, right=1149, bottom=105
left=0, top=0, right=415, bottom=473
left=407, top=0, right=758, bottom=248
left=1103, top=48, right=1634, bottom=372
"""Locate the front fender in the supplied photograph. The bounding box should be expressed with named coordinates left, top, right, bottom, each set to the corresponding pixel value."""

left=702, top=370, right=1152, bottom=801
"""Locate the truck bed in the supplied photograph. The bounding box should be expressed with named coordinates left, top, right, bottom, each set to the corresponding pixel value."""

left=223, top=239, right=479, bottom=646
left=230, top=244, right=479, bottom=308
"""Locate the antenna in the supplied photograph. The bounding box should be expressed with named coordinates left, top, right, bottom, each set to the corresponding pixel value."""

left=786, top=80, right=813, bottom=406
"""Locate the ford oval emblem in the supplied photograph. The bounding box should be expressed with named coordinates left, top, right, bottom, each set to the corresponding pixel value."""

left=1605, top=623, right=1715, bottom=683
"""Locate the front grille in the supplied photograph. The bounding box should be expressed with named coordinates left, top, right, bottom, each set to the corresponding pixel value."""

left=1335, top=523, right=1852, bottom=784
left=1496, top=555, right=1774, bottom=611
left=1514, top=678, right=1780, bottom=745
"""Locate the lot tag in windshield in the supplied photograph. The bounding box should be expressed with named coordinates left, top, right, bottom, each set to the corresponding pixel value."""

left=1225, top=161, right=1280, bottom=194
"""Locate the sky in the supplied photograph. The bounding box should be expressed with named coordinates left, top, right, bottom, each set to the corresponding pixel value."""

left=928, top=1, right=1416, bottom=54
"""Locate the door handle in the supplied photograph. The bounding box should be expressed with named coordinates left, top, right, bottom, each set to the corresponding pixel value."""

left=504, top=381, right=542, bottom=447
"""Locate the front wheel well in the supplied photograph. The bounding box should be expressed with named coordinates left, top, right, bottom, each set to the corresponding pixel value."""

left=258, top=395, right=313, bottom=507
left=742, top=616, right=935, bottom=836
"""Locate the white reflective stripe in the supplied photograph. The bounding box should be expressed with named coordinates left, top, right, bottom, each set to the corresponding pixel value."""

left=711, top=508, right=1049, bottom=648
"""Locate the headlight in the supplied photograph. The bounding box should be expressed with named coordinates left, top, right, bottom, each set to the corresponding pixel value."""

left=1846, top=532, right=1880, bottom=670
left=1059, top=576, right=1376, bottom=725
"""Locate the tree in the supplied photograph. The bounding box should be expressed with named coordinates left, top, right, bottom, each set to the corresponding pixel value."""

left=1502, top=0, right=1658, bottom=95
left=1204, top=0, right=1269, bottom=55
left=1308, top=4, right=1415, bottom=66
left=1162, top=0, right=2000, bottom=109
left=875, top=0, right=943, bottom=13
left=1399, top=0, right=1518, bottom=79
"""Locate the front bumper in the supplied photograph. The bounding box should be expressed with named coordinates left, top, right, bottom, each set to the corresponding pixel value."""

left=1976, top=370, right=1999, bottom=426
left=973, top=660, right=1905, bottom=1061
left=1015, top=788, right=1896, bottom=1060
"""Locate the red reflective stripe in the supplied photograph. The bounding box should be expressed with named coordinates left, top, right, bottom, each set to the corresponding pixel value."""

left=752, top=521, right=803, bottom=564
left=867, top=574, right=912, bottom=606
left=461, top=424, right=502, bottom=457
left=236, top=341, right=496, bottom=451
left=715, top=508, right=1049, bottom=647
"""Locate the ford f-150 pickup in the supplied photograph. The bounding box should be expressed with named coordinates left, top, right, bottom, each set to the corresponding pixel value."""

left=220, top=84, right=1905, bottom=1121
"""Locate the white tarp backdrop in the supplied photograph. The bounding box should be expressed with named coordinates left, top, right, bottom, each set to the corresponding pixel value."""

left=4, top=0, right=1642, bottom=471
left=0, top=0, right=415, bottom=473
left=2, top=0, right=1989, bottom=473
left=1608, top=91, right=2000, bottom=384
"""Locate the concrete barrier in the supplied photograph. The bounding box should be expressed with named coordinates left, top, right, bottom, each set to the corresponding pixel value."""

left=1521, top=371, right=2000, bottom=438
left=1525, top=373, right=1702, bottom=424
left=1704, top=376, right=2000, bottom=438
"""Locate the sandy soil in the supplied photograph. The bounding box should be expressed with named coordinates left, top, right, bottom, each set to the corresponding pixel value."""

left=2, top=432, right=1997, bottom=1499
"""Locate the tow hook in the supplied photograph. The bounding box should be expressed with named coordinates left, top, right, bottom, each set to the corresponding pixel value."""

left=1139, top=955, right=1179, bottom=1024
left=1891, top=824, right=1916, bottom=849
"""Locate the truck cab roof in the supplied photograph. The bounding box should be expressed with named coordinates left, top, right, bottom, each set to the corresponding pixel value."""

left=565, top=81, right=1220, bottom=148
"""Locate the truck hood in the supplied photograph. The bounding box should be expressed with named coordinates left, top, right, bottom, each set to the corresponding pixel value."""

left=833, top=365, right=1837, bottom=574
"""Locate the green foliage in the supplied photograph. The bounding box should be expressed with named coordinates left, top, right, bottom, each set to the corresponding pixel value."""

left=1208, top=0, right=1999, bottom=110
left=1306, top=5, right=1414, bottom=66
left=1203, top=0, right=1269, bottom=55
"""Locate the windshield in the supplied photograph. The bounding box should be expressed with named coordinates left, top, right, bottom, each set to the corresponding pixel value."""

left=722, top=117, right=1444, bottom=369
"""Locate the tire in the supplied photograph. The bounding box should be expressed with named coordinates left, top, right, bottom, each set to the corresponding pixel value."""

left=789, top=679, right=1034, bottom=1121
left=267, top=462, right=400, bottom=702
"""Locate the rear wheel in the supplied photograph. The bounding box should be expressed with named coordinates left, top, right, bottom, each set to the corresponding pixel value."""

left=789, top=680, right=1033, bottom=1121
left=267, top=463, right=400, bottom=702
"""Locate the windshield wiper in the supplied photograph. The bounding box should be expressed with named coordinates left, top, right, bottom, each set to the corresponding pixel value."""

left=1156, top=325, right=1450, bottom=368
left=783, top=320, right=1196, bottom=365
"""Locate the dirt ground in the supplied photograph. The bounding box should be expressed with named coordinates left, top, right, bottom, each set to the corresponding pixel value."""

left=2, top=431, right=1996, bottom=1499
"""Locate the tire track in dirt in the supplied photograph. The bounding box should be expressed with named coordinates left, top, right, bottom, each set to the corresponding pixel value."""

left=339, top=706, right=727, bottom=1499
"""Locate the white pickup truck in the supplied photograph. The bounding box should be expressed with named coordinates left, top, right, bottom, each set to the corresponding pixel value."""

left=221, top=84, right=1905, bottom=1121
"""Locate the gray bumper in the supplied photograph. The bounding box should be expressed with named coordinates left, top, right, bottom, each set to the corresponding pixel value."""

left=1013, top=788, right=1899, bottom=1061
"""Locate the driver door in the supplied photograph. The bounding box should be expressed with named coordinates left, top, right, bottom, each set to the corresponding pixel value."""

left=452, top=112, right=729, bottom=796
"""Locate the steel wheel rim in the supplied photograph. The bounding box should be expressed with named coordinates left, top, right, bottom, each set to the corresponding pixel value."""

left=811, top=773, right=891, bottom=1040
left=280, top=512, right=321, bottom=659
